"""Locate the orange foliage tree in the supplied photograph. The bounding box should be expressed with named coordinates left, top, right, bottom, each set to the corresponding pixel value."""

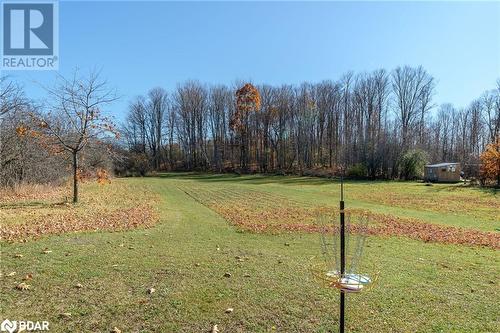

left=480, top=136, right=500, bottom=186
left=30, top=70, right=118, bottom=203
left=231, top=83, right=261, bottom=170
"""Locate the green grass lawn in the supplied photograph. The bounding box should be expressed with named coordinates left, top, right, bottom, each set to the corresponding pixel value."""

left=1, top=174, right=499, bottom=332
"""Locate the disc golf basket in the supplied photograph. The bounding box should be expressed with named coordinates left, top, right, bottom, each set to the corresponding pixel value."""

left=315, top=177, right=375, bottom=333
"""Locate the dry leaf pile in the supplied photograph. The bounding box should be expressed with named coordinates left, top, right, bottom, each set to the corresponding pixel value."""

left=1, top=204, right=158, bottom=242
left=1, top=182, right=160, bottom=242
left=179, top=185, right=500, bottom=249
left=0, top=183, right=68, bottom=204
left=356, top=189, right=500, bottom=221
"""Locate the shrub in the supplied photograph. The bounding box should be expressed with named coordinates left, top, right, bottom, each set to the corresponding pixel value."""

left=399, top=149, right=428, bottom=180
left=347, top=163, right=367, bottom=178
left=479, top=136, right=500, bottom=187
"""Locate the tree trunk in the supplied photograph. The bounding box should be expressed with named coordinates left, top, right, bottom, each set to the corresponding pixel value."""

left=72, top=151, right=78, bottom=203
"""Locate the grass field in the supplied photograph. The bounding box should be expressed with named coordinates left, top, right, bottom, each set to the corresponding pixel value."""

left=1, top=174, right=499, bottom=332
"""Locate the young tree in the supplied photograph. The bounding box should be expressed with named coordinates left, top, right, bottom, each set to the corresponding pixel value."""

left=480, top=136, right=500, bottom=187
left=31, top=70, right=118, bottom=203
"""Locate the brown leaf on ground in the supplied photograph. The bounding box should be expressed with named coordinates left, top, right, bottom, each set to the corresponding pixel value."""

left=1, top=204, right=159, bottom=242
left=15, top=282, right=31, bottom=290
left=180, top=186, right=500, bottom=249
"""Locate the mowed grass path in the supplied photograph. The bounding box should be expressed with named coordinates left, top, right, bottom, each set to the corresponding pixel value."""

left=1, top=174, right=499, bottom=332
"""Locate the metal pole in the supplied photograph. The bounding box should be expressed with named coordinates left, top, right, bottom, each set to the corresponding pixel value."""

left=339, top=176, right=345, bottom=333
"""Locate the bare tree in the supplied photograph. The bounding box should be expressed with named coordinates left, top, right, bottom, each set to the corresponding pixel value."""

left=173, top=81, right=209, bottom=169
left=482, top=89, right=500, bottom=143
left=32, top=70, right=118, bottom=203
left=391, top=66, right=434, bottom=149
left=146, top=88, right=168, bottom=169
left=208, top=85, right=230, bottom=171
left=1, top=76, right=25, bottom=117
left=124, top=96, right=148, bottom=153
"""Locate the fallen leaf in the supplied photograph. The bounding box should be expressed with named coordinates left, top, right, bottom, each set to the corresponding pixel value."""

left=223, top=272, right=231, bottom=278
left=225, top=308, right=234, bottom=314
left=14, top=254, right=23, bottom=258
left=23, top=273, right=33, bottom=281
left=211, top=324, right=220, bottom=333
left=148, top=288, right=156, bottom=294
left=1, top=204, right=159, bottom=243
left=7, top=272, right=16, bottom=277
left=75, top=283, right=83, bottom=289
left=111, top=327, right=121, bottom=333
left=60, top=313, right=72, bottom=319
left=15, top=282, right=31, bottom=291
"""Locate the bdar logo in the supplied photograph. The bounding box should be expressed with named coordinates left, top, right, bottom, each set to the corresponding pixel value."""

left=0, top=319, right=17, bottom=333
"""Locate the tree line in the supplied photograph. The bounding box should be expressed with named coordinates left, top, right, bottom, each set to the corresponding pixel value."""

left=120, top=66, right=499, bottom=179
left=1, top=65, right=499, bottom=201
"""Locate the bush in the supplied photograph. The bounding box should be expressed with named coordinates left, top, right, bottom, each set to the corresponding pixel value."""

left=113, top=149, right=151, bottom=177
left=347, top=163, right=367, bottom=178
left=302, top=168, right=335, bottom=178
left=399, top=149, right=428, bottom=180
left=479, top=136, right=500, bottom=187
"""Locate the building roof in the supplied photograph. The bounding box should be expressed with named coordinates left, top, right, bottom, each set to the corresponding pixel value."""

left=425, top=162, right=460, bottom=168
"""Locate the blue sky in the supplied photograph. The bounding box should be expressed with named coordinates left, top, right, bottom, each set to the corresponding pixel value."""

left=3, top=1, right=500, bottom=121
